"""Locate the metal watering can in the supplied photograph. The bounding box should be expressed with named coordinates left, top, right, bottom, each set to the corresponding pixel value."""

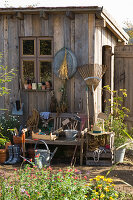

left=34, top=140, right=58, bottom=168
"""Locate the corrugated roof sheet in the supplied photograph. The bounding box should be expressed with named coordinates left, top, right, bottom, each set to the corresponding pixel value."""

left=0, top=0, right=102, bottom=8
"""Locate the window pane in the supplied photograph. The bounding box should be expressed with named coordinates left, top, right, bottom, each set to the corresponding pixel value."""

left=40, top=40, right=52, bottom=55
left=23, top=40, right=34, bottom=55
left=23, top=61, right=35, bottom=82
left=40, top=61, right=52, bottom=82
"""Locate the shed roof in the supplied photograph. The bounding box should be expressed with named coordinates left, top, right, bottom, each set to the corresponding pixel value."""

left=0, top=0, right=102, bottom=8
left=0, top=0, right=129, bottom=42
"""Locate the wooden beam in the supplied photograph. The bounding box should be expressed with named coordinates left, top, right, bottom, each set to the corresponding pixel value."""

left=40, top=11, right=49, bottom=20
left=16, top=12, right=24, bottom=20
left=95, top=19, right=106, bottom=27
left=66, top=11, right=75, bottom=20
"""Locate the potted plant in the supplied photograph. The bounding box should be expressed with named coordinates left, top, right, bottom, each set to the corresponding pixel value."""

left=0, top=133, right=11, bottom=163
left=103, top=86, right=133, bottom=163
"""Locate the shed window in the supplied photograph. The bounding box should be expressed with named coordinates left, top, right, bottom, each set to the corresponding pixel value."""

left=20, top=37, right=53, bottom=88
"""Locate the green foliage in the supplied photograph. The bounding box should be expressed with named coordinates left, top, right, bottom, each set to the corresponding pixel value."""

left=103, top=86, right=130, bottom=148
left=0, top=53, right=16, bottom=96
left=0, top=114, right=20, bottom=143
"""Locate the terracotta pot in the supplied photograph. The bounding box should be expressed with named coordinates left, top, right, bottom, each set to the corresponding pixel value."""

left=0, top=149, right=7, bottom=163
left=13, top=136, right=22, bottom=144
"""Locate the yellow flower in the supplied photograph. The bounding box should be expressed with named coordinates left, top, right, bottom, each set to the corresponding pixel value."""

left=97, top=184, right=102, bottom=188
left=112, top=184, right=115, bottom=187
left=95, top=192, right=99, bottom=195
left=84, top=183, right=91, bottom=187
left=104, top=187, right=109, bottom=192
left=109, top=197, right=114, bottom=200
left=115, top=193, right=118, bottom=197
left=100, top=193, right=105, bottom=198
left=89, top=178, right=93, bottom=181
left=92, top=190, right=96, bottom=193
left=106, top=178, right=113, bottom=183
left=96, top=175, right=104, bottom=179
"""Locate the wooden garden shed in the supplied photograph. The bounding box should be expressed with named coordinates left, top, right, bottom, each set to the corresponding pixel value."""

left=0, top=2, right=129, bottom=125
left=0, top=1, right=129, bottom=166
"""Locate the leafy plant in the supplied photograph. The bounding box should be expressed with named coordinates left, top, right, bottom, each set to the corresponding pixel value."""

left=0, top=162, right=125, bottom=200
left=86, top=175, right=119, bottom=200
left=103, top=86, right=131, bottom=148
left=0, top=165, right=89, bottom=200
left=0, top=53, right=16, bottom=97
left=0, top=114, right=20, bottom=143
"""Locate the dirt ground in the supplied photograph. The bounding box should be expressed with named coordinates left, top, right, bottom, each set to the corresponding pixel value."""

left=0, top=150, right=133, bottom=197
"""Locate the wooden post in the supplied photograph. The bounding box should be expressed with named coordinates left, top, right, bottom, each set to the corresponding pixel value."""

left=80, top=131, right=84, bottom=165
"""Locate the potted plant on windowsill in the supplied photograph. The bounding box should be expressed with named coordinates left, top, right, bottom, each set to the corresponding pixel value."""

left=103, top=86, right=133, bottom=163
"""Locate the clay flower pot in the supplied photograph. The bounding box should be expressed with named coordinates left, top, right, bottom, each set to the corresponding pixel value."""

left=0, top=149, right=7, bottom=163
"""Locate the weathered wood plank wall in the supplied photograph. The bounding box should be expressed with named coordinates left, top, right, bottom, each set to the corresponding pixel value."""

left=114, top=45, right=133, bottom=130
left=0, top=12, right=118, bottom=123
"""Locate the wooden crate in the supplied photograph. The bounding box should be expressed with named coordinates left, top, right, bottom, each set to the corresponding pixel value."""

left=86, top=150, right=114, bottom=166
left=32, top=132, right=57, bottom=141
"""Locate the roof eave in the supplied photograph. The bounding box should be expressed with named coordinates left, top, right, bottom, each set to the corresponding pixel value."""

left=101, top=8, right=129, bottom=43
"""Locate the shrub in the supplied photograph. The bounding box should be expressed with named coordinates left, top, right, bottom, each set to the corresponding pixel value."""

left=85, top=175, right=119, bottom=200
left=0, top=114, right=20, bottom=142
left=0, top=165, right=89, bottom=200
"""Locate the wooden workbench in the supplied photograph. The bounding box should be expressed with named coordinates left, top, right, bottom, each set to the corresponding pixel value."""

left=25, top=136, right=84, bottom=165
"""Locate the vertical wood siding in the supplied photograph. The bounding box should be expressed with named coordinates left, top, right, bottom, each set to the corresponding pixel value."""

left=114, top=45, right=133, bottom=130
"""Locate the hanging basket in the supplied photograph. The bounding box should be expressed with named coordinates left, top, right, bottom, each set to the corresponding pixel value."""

left=78, top=64, right=107, bottom=90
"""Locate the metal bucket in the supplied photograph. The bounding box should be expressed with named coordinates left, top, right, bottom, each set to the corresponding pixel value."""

left=34, top=140, right=50, bottom=168
left=115, top=148, right=126, bottom=163
left=64, top=130, right=78, bottom=140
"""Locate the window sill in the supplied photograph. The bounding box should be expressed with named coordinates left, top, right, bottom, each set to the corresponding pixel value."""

left=22, top=89, right=54, bottom=92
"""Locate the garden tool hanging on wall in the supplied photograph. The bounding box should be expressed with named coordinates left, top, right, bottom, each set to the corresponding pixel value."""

left=12, top=78, right=24, bottom=115
left=53, top=47, right=77, bottom=113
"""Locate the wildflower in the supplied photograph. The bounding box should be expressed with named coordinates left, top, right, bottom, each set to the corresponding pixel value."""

left=14, top=168, right=17, bottom=171
left=75, top=169, right=78, bottom=172
left=35, top=154, right=40, bottom=158
left=89, top=178, right=93, bottom=181
left=84, top=176, right=87, bottom=179
left=104, top=187, right=109, bottom=192
left=100, top=193, right=105, bottom=198
left=97, top=184, right=102, bottom=188
left=59, top=169, right=62, bottom=172
left=75, top=176, right=78, bottom=180
left=74, top=182, right=76, bottom=185
left=47, top=166, right=52, bottom=171
left=29, top=158, right=32, bottom=162
left=106, top=178, right=113, bottom=183
left=24, top=159, right=26, bottom=162
left=25, top=191, right=30, bottom=198
left=109, top=197, right=114, bottom=200
left=115, top=193, right=118, bottom=197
